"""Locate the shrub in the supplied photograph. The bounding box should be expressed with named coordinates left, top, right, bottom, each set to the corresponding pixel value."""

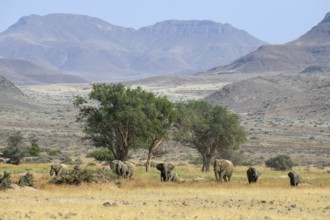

left=2, top=132, right=26, bottom=165
left=265, top=154, right=295, bottom=170
left=18, top=172, right=35, bottom=188
left=2, top=147, right=25, bottom=165
left=87, top=148, right=114, bottom=162
left=0, top=171, right=12, bottom=190
left=28, top=144, right=41, bottom=157
left=49, top=168, right=112, bottom=185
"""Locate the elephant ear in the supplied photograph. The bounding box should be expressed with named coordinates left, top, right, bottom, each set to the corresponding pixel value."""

left=156, top=163, right=164, bottom=171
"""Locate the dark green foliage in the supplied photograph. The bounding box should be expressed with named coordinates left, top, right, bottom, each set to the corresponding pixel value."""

left=175, top=100, right=247, bottom=172
left=0, top=171, right=12, bottom=190
left=49, top=168, right=113, bottom=185
left=18, top=172, right=35, bottom=187
left=2, top=132, right=26, bottom=165
left=74, top=83, right=176, bottom=163
left=87, top=148, right=114, bottom=162
left=47, top=149, right=61, bottom=156
left=28, top=143, right=41, bottom=157
left=265, top=154, right=295, bottom=171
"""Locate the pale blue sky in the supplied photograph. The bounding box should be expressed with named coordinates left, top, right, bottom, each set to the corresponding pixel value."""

left=1, top=0, right=329, bottom=44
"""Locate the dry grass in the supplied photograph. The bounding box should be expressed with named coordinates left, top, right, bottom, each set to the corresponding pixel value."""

left=0, top=164, right=329, bottom=220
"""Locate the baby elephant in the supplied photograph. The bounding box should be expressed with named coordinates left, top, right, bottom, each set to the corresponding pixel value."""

left=168, top=172, right=178, bottom=182
left=288, top=171, right=301, bottom=186
left=246, top=167, right=261, bottom=184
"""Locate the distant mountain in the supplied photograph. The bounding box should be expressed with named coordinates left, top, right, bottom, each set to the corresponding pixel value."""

left=204, top=12, right=330, bottom=75
left=205, top=75, right=330, bottom=120
left=0, top=57, right=87, bottom=85
left=0, top=14, right=265, bottom=82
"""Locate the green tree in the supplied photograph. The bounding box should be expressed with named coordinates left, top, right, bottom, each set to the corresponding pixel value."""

left=2, top=131, right=26, bottom=165
left=74, top=83, right=174, bottom=162
left=28, top=138, right=41, bottom=157
left=175, top=100, right=246, bottom=172
left=142, top=95, right=177, bottom=172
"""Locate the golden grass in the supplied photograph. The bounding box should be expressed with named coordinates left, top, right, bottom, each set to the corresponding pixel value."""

left=0, top=164, right=329, bottom=220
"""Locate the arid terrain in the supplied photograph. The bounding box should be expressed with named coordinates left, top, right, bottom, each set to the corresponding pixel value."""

left=0, top=73, right=329, bottom=167
left=0, top=72, right=330, bottom=220
left=0, top=164, right=329, bottom=220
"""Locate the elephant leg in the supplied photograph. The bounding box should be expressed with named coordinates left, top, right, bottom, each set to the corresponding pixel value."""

left=161, top=172, right=166, bottom=182
left=214, top=170, right=219, bottom=182
left=219, top=171, right=224, bottom=183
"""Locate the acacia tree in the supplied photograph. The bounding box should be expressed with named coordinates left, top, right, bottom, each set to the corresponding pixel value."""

left=74, top=83, right=147, bottom=161
left=175, top=100, right=246, bottom=172
left=74, top=83, right=175, bottom=163
left=142, top=95, right=176, bottom=172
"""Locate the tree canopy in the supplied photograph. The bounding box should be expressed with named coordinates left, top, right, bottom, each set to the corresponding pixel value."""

left=175, top=100, right=247, bottom=172
left=74, top=83, right=176, bottom=163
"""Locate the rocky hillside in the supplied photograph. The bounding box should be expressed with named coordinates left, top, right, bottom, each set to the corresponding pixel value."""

left=205, top=12, right=330, bottom=75
left=0, top=57, right=86, bottom=85
left=0, top=14, right=265, bottom=82
left=0, top=76, right=39, bottom=110
left=0, top=76, right=24, bottom=96
left=206, top=74, right=330, bottom=120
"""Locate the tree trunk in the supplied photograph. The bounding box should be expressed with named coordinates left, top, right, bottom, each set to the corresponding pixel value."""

left=201, top=155, right=212, bottom=172
left=146, top=139, right=162, bottom=172
left=123, top=144, right=129, bottom=161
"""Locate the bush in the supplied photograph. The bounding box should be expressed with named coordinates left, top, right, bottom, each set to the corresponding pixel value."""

left=18, top=172, right=35, bottom=188
left=87, top=148, right=114, bottom=162
left=265, top=154, right=295, bottom=170
left=49, top=168, right=113, bottom=185
left=2, top=132, right=26, bottom=165
left=0, top=171, right=12, bottom=190
left=28, top=144, right=41, bottom=157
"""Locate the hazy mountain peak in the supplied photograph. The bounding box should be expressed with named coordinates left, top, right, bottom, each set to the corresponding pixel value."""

left=139, top=20, right=237, bottom=34
left=203, top=11, right=330, bottom=75
left=320, top=12, right=330, bottom=24
left=0, top=13, right=265, bottom=82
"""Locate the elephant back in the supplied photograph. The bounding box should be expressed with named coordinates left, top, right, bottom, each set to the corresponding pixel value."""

left=214, top=159, right=233, bottom=173
left=224, top=160, right=234, bottom=175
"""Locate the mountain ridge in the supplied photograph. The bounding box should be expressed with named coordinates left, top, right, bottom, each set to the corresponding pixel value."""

left=0, top=13, right=266, bottom=82
left=204, top=12, right=330, bottom=75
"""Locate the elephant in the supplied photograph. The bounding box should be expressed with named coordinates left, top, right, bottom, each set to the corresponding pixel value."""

left=288, top=171, right=301, bottom=186
left=110, top=160, right=134, bottom=178
left=110, top=160, right=127, bottom=178
left=50, top=163, right=67, bottom=176
left=213, top=159, right=234, bottom=182
left=123, top=161, right=135, bottom=178
left=156, top=163, right=175, bottom=182
left=246, top=167, right=261, bottom=184
left=168, top=172, right=178, bottom=182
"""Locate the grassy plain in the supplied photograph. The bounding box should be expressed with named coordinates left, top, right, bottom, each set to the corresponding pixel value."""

left=0, top=164, right=329, bottom=220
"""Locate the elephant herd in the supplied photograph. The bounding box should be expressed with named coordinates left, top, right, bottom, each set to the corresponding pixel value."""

left=49, top=159, right=302, bottom=186
left=213, top=159, right=302, bottom=186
